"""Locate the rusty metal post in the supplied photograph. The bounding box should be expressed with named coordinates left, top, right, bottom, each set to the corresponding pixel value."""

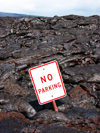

left=52, top=100, right=58, bottom=112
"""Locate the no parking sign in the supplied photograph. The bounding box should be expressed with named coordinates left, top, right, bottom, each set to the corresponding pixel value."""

left=29, top=60, right=66, bottom=105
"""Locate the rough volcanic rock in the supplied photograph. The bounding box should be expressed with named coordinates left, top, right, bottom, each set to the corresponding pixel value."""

left=0, top=15, right=100, bottom=132
left=36, top=123, right=86, bottom=133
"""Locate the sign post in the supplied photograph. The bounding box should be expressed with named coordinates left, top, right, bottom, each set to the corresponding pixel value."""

left=52, top=100, right=58, bottom=112
left=29, top=60, right=66, bottom=111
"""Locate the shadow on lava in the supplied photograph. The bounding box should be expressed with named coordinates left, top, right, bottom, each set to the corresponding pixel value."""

left=29, top=100, right=64, bottom=112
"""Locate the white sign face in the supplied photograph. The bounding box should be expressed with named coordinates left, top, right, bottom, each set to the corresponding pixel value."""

left=29, top=60, right=66, bottom=105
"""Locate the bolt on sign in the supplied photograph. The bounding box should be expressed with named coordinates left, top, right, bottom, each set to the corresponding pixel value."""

left=29, top=60, right=66, bottom=105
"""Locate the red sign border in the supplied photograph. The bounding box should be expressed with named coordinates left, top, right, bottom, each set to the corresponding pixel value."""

left=29, top=60, right=66, bottom=105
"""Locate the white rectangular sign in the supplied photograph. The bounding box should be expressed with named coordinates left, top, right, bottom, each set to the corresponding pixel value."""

left=29, top=60, right=66, bottom=105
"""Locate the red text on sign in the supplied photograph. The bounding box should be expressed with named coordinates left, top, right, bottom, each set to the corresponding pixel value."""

left=38, top=82, right=61, bottom=94
left=40, top=74, right=53, bottom=83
